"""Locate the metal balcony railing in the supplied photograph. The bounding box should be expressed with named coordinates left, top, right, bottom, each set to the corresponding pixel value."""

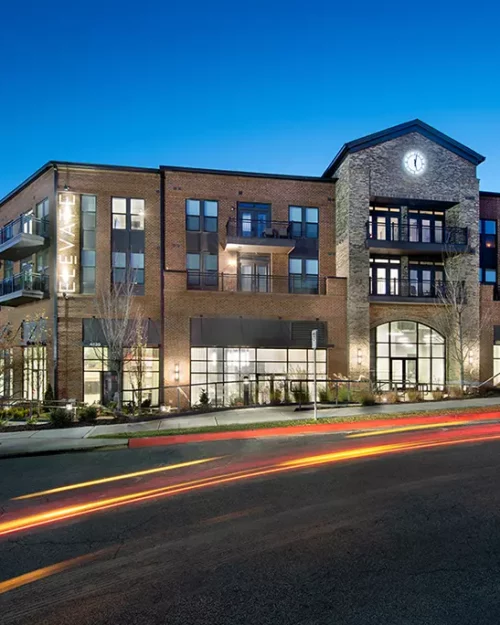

left=0, top=272, right=49, bottom=297
left=0, top=213, right=49, bottom=245
left=226, top=218, right=294, bottom=239
left=186, top=272, right=326, bottom=294
left=366, top=222, right=468, bottom=246
left=369, top=279, right=465, bottom=299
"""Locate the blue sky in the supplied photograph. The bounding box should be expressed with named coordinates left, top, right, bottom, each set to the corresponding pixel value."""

left=1, top=0, right=499, bottom=198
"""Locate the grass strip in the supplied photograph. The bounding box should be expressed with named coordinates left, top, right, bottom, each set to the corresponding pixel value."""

left=91, top=404, right=500, bottom=439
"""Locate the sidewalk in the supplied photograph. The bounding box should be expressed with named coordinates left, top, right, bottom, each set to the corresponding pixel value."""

left=1, top=396, right=500, bottom=458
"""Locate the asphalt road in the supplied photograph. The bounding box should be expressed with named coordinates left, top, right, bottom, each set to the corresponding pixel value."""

left=2, top=426, right=500, bottom=624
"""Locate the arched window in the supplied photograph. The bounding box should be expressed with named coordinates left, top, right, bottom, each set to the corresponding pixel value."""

left=373, top=321, right=445, bottom=390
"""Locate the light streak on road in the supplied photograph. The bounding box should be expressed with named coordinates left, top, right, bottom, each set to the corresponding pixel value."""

left=13, top=457, right=223, bottom=501
left=346, top=421, right=473, bottom=439
left=0, top=548, right=112, bottom=595
left=3, top=429, right=500, bottom=538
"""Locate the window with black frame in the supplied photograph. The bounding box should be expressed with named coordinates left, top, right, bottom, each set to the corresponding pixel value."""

left=186, top=199, right=218, bottom=232
left=479, top=219, right=497, bottom=284
left=289, top=257, right=319, bottom=293
left=186, top=252, right=218, bottom=289
left=288, top=206, right=318, bottom=239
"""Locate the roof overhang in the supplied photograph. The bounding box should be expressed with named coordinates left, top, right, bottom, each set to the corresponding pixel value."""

left=322, top=119, right=486, bottom=178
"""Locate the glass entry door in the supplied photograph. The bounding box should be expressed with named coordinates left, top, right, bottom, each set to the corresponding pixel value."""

left=391, top=358, right=417, bottom=389
left=239, top=257, right=270, bottom=292
left=409, top=213, right=444, bottom=243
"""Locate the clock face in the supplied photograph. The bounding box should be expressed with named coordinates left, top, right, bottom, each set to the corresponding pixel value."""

left=404, top=150, right=426, bottom=175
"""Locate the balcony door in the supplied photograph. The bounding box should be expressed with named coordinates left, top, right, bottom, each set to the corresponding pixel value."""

left=409, top=264, right=444, bottom=298
left=239, top=256, right=270, bottom=292
left=408, top=212, right=444, bottom=243
left=370, top=258, right=400, bottom=295
left=369, top=210, right=400, bottom=241
left=238, top=203, right=271, bottom=238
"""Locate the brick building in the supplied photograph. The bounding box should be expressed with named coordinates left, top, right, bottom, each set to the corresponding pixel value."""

left=0, top=119, right=499, bottom=407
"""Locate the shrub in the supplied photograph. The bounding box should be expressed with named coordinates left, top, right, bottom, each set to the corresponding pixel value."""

left=448, top=386, right=464, bottom=399
left=79, top=405, right=98, bottom=423
left=44, top=383, right=54, bottom=407
left=141, top=398, right=151, bottom=409
left=382, top=391, right=399, bottom=404
left=230, top=395, right=244, bottom=407
left=8, top=407, right=29, bottom=420
left=318, top=386, right=334, bottom=403
left=292, top=384, right=310, bottom=404
left=432, top=389, right=444, bottom=401
left=199, top=389, right=210, bottom=407
left=357, top=390, right=376, bottom=406
left=270, top=388, right=282, bottom=405
left=49, top=408, right=73, bottom=428
left=406, top=389, right=423, bottom=403
left=337, top=385, right=350, bottom=403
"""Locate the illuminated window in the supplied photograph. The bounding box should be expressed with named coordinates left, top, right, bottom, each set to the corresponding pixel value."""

left=83, top=347, right=109, bottom=405
left=0, top=350, right=12, bottom=399
left=494, top=345, right=500, bottom=386
left=23, top=345, right=47, bottom=401
left=289, top=257, right=319, bottom=293
left=131, top=199, right=145, bottom=230
left=123, top=347, right=160, bottom=406
left=112, top=198, right=127, bottom=229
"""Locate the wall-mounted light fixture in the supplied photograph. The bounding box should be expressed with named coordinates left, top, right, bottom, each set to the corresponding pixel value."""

left=357, top=348, right=362, bottom=366
left=174, top=363, right=180, bottom=382
left=227, top=256, right=237, bottom=268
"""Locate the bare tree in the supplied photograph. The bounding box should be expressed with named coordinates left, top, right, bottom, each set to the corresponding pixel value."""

left=124, top=309, right=148, bottom=414
left=434, top=252, right=486, bottom=390
left=93, top=277, right=144, bottom=411
left=22, top=312, right=49, bottom=416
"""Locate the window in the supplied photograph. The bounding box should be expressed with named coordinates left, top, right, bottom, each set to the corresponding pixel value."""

left=36, top=249, right=49, bottom=275
left=480, top=219, right=497, bottom=284
left=112, top=252, right=127, bottom=283
left=23, top=345, right=47, bottom=401
left=80, top=194, right=96, bottom=293
left=111, top=252, right=144, bottom=286
left=494, top=345, right=500, bottom=385
left=190, top=346, right=327, bottom=406
left=123, top=347, right=160, bottom=406
left=289, top=257, right=319, bottom=294
left=187, top=252, right=218, bottom=288
left=112, top=198, right=127, bottom=229
left=0, top=350, right=12, bottom=399
left=83, top=347, right=109, bottom=405
left=130, top=199, right=145, bottom=230
left=185, top=199, right=218, bottom=232
left=373, top=321, right=445, bottom=391
left=36, top=198, right=49, bottom=235
left=289, top=206, right=319, bottom=238
left=3, top=260, right=13, bottom=281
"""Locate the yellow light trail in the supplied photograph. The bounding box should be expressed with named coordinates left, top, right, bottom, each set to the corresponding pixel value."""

left=346, top=421, right=473, bottom=439
left=13, top=457, right=223, bottom=501
left=2, top=432, right=500, bottom=538
left=0, top=548, right=112, bottom=595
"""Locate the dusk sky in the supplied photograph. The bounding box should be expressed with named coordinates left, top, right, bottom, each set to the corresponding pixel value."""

left=1, top=0, right=499, bottom=198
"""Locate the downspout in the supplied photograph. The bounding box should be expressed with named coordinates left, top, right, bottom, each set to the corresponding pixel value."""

left=52, top=166, right=59, bottom=398
left=159, top=170, right=166, bottom=405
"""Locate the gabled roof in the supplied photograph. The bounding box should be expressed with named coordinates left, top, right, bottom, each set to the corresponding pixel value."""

left=322, top=119, right=486, bottom=178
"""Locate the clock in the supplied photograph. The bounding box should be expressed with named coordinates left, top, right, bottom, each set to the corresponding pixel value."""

left=404, top=150, right=426, bottom=175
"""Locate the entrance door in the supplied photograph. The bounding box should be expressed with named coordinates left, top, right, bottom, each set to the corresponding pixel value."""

left=103, top=371, right=118, bottom=405
left=391, top=358, right=417, bottom=389
left=238, top=206, right=270, bottom=238
left=239, top=257, right=270, bottom=292
left=370, top=211, right=400, bottom=241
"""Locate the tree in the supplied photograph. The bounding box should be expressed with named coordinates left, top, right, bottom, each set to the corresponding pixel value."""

left=93, top=276, right=144, bottom=411
left=433, top=252, right=486, bottom=390
left=124, top=310, right=148, bottom=414
left=22, top=312, right=49, bottom=416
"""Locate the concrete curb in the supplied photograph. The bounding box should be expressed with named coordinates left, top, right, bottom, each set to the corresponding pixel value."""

left=127, top=412, right=500, bottom=449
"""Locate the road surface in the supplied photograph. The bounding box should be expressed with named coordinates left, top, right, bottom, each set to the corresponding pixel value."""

left=2, top=421, right=500, bottom=624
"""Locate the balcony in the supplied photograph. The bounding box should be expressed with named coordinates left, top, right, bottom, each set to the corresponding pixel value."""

left=369, top=279, right=465, bottom=304
left=365, top=222, right=468, bottom=256
left=225, top=219, right=296, bottom=254
left=0, top=272, right=49, bottom=306
left=0, top=214, right=49, bottom=261
left=186, top=272, right=327, bottom=295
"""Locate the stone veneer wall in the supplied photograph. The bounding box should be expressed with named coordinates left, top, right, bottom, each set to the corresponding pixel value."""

left=333, top=131, right=481, bottom=383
